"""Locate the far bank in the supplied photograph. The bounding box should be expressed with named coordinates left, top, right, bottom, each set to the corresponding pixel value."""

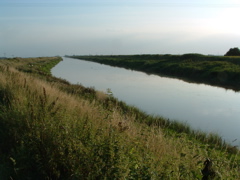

left=69, top=54, right=240, bottom=91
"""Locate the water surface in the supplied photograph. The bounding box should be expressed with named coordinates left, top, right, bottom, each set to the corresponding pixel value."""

left=52, top=57, right=240, bottom=146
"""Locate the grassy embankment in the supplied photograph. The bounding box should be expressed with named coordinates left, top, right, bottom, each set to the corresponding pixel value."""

left=0, top=57, right=239, bottom=179
left=70, top=54, right=240, bottom=91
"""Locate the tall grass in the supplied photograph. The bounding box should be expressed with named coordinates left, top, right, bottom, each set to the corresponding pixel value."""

left=0, top=57, right=239, bottom=179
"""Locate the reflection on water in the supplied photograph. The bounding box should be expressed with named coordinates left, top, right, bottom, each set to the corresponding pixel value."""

left=52, top=57, right=240, bottom=146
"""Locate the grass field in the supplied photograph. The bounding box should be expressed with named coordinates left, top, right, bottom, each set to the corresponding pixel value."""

left=70, top=54, right=240, bottom=91
left=0, top=56, right=239, bottom=179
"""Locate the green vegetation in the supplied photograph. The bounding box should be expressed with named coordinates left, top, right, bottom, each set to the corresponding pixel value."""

left=225, top=47, right=240, bottom=56
left=0, top=57, right=239, bottom=179
left=70, top=54, right=240, bottom=91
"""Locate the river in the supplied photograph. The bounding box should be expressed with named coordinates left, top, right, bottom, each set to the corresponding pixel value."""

left=51, top=57, right=240, bottom=146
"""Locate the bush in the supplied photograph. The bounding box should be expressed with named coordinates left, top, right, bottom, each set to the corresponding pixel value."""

left=224, top=47, right=240, bottom=56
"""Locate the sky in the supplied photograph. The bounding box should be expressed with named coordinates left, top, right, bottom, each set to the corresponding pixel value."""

left=1, top=0, right=240, bottom=57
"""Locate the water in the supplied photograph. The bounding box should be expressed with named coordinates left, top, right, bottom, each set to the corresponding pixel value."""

left=52, top=57, right=240, bottom=146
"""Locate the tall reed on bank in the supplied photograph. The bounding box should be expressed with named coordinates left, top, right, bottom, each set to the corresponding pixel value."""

left=0, top=57, right=239, bottom=179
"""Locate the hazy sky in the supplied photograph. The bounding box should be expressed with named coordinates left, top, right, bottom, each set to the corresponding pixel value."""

left=1, top=0, right=240, bottom=57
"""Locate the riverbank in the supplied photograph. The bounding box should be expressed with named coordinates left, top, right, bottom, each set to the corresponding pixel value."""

left=0, top=57, right=239, bottom=179
left=69, top=54, right=240, bottom=91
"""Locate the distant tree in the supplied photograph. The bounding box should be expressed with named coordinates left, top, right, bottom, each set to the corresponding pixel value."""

left=224, top=47, right=240, bottom=56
